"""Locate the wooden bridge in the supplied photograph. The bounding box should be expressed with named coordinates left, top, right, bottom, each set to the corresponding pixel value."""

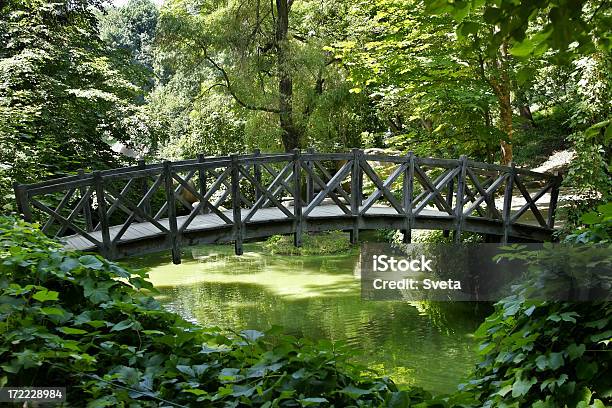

left=13, top=150, right=562, bottom=264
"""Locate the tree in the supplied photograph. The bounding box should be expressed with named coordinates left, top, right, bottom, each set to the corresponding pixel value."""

left=330, top=0, right=504, bottom=162
left=0, top=0, right=147, bottom=210
left=426, top=0, right=612, bottom=164
left=98, top=0, right=159, bottom=75
left=156, top=0, right=366, bottom=152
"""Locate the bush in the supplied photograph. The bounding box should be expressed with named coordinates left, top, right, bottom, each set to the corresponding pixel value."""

left=0, top=217, right=431, bottom=407
left=456, top=212, right=612, bottom=408
left=263, top=231, right=353, bottom=256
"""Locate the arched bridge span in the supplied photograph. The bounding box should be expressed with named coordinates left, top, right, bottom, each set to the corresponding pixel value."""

left=13, top=150, right=562, bottom=264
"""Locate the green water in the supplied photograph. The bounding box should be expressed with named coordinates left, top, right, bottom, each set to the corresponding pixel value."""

left=128, top=243, right=490, bottom=395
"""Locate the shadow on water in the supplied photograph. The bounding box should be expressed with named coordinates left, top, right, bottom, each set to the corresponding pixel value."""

left=126, top=243, right=492, bottom=395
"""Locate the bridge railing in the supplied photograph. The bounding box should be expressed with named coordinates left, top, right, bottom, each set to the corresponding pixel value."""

left=13, top=150, right=562, bottom=262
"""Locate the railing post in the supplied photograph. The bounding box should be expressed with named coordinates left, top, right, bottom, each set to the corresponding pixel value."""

left=197, top=153, right=208, bottom=214
left=443, top=177, right=454, bottom=238
left=93, top=171, right=113, bottom=259
left=502, top=163, right=515, bottom=244
left=78, top=169, right=93, bottom=232
left=547, top=172, right=561, bottom=230
left=350, top=148, right=362, bottom=244
left=253, top=149, right=262, bottom=201
left=306, top=147, right=314, bottom=204
left=164, top=161, right=181, bottom=264
left=138, top=160, right=151, bottom=218
left=292, top=149, right=303, bottom=248
left=453, top=155, right=468, bottom=243
left=230, top=155, right=243, bottom=255
left=402, top=152, right=415, bottom=243
left=13, top=182, right=33, bottom=222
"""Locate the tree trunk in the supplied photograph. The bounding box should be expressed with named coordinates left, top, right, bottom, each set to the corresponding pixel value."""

left=276, top=0, right=300, bottom=151
left=489, top=41, right=513, bottom=165
left=498, top=92, right=513, bottom=165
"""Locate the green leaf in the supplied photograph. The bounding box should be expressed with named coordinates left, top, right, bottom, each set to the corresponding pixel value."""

left=299, top=397, right=328, bottom=406
left=32, top=289, right=59, bottom=302
left=176, top=365, right=195, bottom=377
left=240, top=329, right=264, bottom=342
left=581, top=212, right=601, bottom=225
left=341, top=384, right=371, bottom=399
left=450, top=1, right=471, bottom=22
left=510, top=38, right=537, bottom=57
left=576, top=361, right=598, bottom=380
left=79, top=255, right=104, bottom=270
left=548, top=352, right=564, bottom=370
left=512, top=376, right=536, bottom=397
left=57, top=327, right=88, bottom=335
left=60, top=257, right=80, bottom=272
left=566, top=343, right=586, bottom=360
left=110, top=320, right=134, bottom=332
left=40, top=307, right=64, bottom=316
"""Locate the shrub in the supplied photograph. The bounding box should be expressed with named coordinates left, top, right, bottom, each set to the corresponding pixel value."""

left=456, top=213, right=612, bottom=408
left=263, top=231, right=353, bottom=256
left=0, top=217, right=430, bottom=407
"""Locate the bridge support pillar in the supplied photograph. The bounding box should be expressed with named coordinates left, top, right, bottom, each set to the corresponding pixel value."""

left=292, top=149, right=303, bottom=248
left=231, top=155, right=244, bottom=256
left=350, top=148, right=362, bottom=245
left=501, top=164, right=515, bottom=244
left=164, top=162, right=182, bottom=264
left=402, top=152, right=415, bottom=244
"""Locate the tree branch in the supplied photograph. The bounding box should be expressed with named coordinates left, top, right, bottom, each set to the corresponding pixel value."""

left=203, top=50, right=280, bottom=114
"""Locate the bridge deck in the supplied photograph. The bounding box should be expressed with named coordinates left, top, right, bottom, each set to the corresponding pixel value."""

left=62, top=203, right=551, bottom=255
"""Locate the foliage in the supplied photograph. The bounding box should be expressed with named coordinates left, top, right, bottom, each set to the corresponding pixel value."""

left=263, top=231, right=354, bottom=256
left=462, top=293, right=611, bottom=407
left=456, top=209, right=612, bottom=408
left=425, top=0, right=611, bottom=60
left=150, top=0, right=381, bottom=154
left=0, top=216, right=441, bottom=407
left=329, top=0, right=502, bottom=161
left=0, top=0, right=148, bottom=210
left=98, top=0, right=159, bottom=73
left=564, top=202, right=612, bottom=244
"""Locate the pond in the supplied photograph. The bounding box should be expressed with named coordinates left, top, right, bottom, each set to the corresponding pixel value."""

left=128, top=242, right=491, bottom=395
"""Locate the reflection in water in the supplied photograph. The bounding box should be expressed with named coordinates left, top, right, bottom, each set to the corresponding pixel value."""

left=127, top=244, right=490, bottom=395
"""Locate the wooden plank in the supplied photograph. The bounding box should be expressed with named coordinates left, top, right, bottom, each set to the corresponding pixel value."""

left=416, top=157, right=459, bottom=168
left=306, top=147, right=315, bottom=204
left=13, top=182, right=33, bottom=222
left=413, top=165, right=455, bottom=214
left=303, top=161, right=353, bottom=217
left=511, top=180, right=552, bottom=227
left=360, top=160, right=406, bottom=215
left=241, top=163, right=294, bottom=222
left=413, top=167, right=458, bottom=215
left=312, top=160, right=352, bottom=204
left=512, top=175, right=548, bottom=227
left=78, top=169, right=93, bottom=232
left=462, top=171, right=505, bottom=219
left=41, top=187, right=76, bottom=234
